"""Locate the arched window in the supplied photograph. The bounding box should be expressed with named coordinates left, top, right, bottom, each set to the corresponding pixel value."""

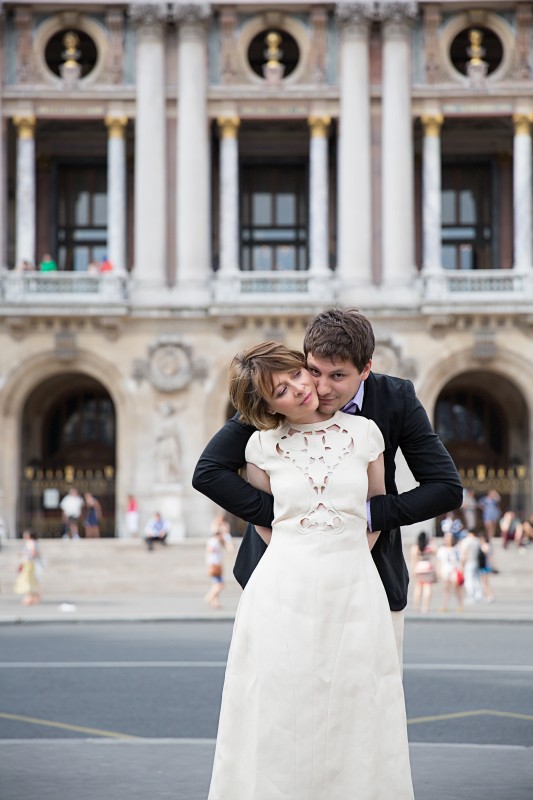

left=435, top=388, right=506, bottom=469
left=45, top=389, right=115, bottom=467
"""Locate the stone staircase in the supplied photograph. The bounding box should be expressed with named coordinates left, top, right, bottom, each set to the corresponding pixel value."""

left=0, top=538, right=240, bottom=598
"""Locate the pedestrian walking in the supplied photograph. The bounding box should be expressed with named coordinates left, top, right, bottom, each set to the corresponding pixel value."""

left=203, top=514, right=235, bottom=610
left=83, top=492, right=102, bottom=538
left=460, top=529, right=483, bottom=603
left=410, top=531, right=437, bottom=613
left=13, top=531, right=42, bottom=606
left=436, top=532, right=464, bottom=612
left=478, top=489, right=501, bottom=541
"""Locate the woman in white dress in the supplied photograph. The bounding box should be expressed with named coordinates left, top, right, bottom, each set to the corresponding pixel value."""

left=208, top=341, right=414, bottom=800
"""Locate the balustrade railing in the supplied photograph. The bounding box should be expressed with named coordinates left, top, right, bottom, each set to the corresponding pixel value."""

left=0, top=270, right=129, bottom=304
left=423, top=268, right=533, bottom=301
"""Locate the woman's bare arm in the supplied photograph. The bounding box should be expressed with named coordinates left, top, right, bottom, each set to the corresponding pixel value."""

left=367, top=453, right=385, bottom=550
left=246, top=463, right=273, bottom=545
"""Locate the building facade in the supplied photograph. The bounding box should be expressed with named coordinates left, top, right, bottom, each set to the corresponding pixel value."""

left=0, top=0, right=531, bottom=539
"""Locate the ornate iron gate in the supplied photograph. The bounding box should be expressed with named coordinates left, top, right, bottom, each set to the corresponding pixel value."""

left=18, top=465, right=116, bottom=538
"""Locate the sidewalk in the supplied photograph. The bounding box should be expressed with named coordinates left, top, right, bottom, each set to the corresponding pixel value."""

left=0, top=536, right=532, bottom=624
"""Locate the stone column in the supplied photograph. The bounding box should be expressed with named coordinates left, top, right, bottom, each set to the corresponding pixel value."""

left=105, top=115, right=128, bottom=273
left=421, top=114, right=443, bottom=273
left=308, top=116, right=330, bottom=274
left=129, top=4, right=167, bottom=291
left=217, top=116, right=240, bottom=275
left=335, top=4, right=373, bottom=287
left=513, top=114, right=533, bottom=270
left=14, top=115, right=36, bottom=267
left=381, top=3, right=417, bottom=290
left=174, top=3, right=211, bottom=301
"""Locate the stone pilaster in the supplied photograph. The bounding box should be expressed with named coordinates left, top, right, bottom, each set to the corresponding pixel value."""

left=421, top=114, right=443, bottom=273
left=513, top=114, right=533, bottom=269
left=380, top=2, right=417, bottom=291
left=308, top=116, right=330, bottom=275
left=14, top=115, right=36, bottom=267
left=105, top=115, right=128, bottom=273
left=129, top=3, right=167, bottom=293
left=217, top=116, right=240, bottom=275
left=335, top=3, right=373, bottom=288
left=173, top=3, right=211, bottom=302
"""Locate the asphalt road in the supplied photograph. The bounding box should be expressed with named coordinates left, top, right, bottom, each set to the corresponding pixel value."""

left=1, top=620, right=532, bottom=799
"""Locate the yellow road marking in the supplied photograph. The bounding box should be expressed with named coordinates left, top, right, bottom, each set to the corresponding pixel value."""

left=0, top=712, right=141, bottom=739
left=408, top=709, right=533, bottom=725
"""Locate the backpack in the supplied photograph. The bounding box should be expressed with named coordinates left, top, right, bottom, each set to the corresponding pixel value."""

left=478, top=547, right=487, bottom=570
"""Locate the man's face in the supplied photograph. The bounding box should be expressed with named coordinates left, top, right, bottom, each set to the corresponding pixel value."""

left=306, top=353, right=372, bottom=414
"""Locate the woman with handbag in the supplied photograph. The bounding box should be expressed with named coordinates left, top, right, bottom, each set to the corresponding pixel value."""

left=204, top=514, right=235, bottom=609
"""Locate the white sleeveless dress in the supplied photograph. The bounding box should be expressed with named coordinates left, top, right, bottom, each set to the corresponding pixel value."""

left=208, top=411, right=414, bottom=800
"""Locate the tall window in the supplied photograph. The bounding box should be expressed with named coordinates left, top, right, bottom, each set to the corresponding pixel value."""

left=441, top=162, right=493, bottom=270
left=240, top=165, right=307, bottom=271
left=56, top=164, right=107, bottom=271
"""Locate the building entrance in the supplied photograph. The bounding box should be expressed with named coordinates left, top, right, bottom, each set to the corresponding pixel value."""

left=18, top=373, right=116, bottom=537
left=435, top=371, right=530, bottom=520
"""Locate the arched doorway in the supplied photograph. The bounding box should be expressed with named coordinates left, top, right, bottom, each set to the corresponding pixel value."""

left=19, top=373, right=116, bottom=537
left=435, top=371, right=530, bottom=518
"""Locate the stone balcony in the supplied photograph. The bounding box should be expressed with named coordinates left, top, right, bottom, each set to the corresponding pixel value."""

left=0, top=270, right=130, bottom=308
left=422, top=268, right=533, bottom=309
left=212, top=270, right=336, bottom=306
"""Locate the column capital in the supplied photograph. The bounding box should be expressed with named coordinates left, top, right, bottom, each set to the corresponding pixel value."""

left=513, top=113, right=533, bottom=136
left=105, top=115, right=129, bottom=138
left=421, top=114, right=443, bottom=137
left=217, top=116, right=240, bottom=139
left=13, top=115, right=36, bottom=139
left=379, top=2, right=418, bottom=35
left=171, top=3, right=210, bottom=27
left=308, top=116, right=331, bottom=138
left=336, top=3, right=374, bottom=30
left=128, top=3, right=168, bottom=29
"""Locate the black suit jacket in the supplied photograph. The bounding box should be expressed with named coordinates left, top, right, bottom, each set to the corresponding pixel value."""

left=192, top=372, right=463, bottom=610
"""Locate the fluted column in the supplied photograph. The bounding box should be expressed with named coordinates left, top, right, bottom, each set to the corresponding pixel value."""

left=129, top=4, right=167, bottom=290
left=14, top=115, right=36, bottom=266
left=381, top=3, right=417, bottom=289
left=513, top=114, right=533, bottom=270
left=105, top=115, right=128, bottom=273
left=217, top=116, right=240, bottom=275
left=336, top=4, right=372, bottom=286
left=421, top=114, right=443, bottom=273
left=174, top=3, right=211, bottom=300
left=308, top=115, right=330, bottom=274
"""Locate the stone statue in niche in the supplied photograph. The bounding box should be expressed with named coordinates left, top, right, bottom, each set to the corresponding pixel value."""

left=156, top=424, right=181, bottom=484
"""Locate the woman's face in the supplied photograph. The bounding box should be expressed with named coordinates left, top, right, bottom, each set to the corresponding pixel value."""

left=266, top=367, right=319, bottom=423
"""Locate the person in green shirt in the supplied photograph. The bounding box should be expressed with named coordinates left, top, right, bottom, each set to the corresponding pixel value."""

left=39, top=253, right=58, bottom=272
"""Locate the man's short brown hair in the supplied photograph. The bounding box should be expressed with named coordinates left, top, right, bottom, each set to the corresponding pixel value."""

left=229, top=341, right=306, bottom=430
left=303, top=307, right=375, bottom=372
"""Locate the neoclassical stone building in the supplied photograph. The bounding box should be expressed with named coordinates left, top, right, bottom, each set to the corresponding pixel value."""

left=0, top=0, right=532, bottom=539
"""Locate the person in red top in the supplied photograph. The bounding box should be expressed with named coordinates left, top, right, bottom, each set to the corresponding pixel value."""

left=99, top=256, right=113, bottom=272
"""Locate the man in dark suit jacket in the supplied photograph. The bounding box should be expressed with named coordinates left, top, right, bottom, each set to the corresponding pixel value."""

left=193, top=308, right=462, bottom=658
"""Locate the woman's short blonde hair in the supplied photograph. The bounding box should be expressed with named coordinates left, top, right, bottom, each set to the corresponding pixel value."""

left=229, top=341, right=306, bottom=430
